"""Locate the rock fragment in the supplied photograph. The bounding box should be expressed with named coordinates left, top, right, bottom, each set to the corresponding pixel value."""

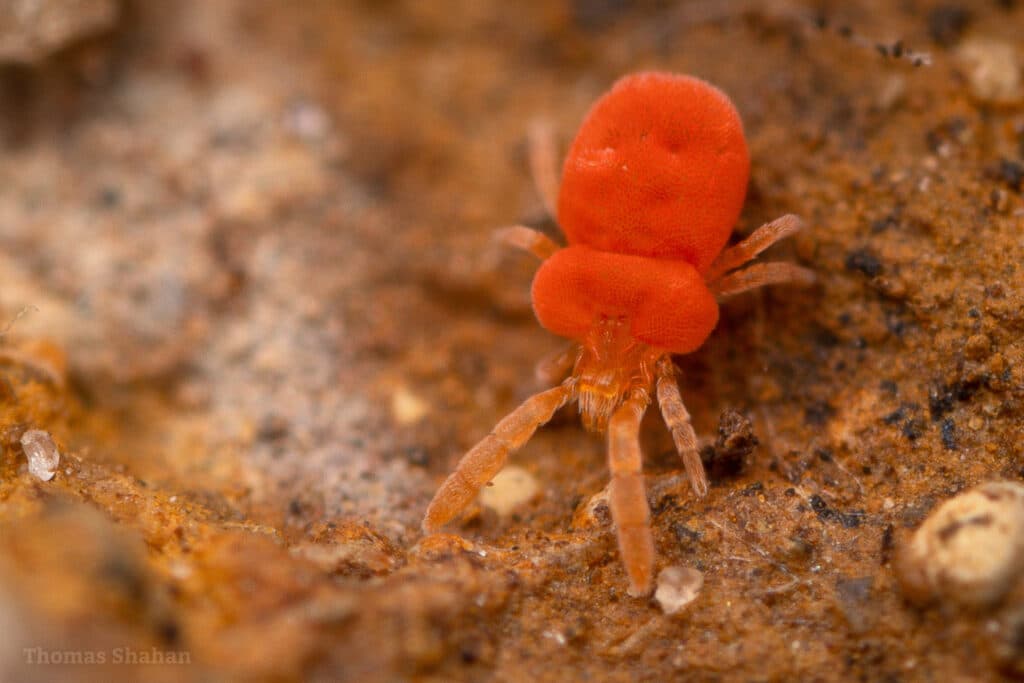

left=897, top=481, right=1024, bottom=608
left=957, top=39, right=1023, bottom=106
left=391, top=385, right=430, bottom=425
left=654, top=565, right=703, bottom=615
left=479, top=465, right=538, bottom=517
left=20, top=429, right=60, bottom=481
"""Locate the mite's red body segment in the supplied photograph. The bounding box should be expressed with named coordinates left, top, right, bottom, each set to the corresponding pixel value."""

left=556, top=72, right=750, bottom=273
left=532, top=71, right=748, bottom=351
left=532, top=246, right=718, bottom=354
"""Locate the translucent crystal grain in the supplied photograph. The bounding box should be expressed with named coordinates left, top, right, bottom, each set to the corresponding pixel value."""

left=21, top=429, right=60, bottom=481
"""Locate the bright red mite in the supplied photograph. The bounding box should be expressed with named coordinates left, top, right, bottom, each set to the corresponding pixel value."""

left=423, top=72, right=813, bottom=597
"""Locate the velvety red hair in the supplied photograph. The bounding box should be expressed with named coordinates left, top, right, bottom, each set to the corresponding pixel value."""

left=556, top=71, right=749, bottom=275
left=532, top=246, right=718, bottom=354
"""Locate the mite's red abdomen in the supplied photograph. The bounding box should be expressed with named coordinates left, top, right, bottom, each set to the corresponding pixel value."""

left=557, top=72, right=750, bottom=275
left=532, top=246, right=719, bottom=354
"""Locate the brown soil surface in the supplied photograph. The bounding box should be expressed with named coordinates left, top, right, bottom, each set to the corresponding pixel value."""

left=2, top=1, right=1024, bottom=681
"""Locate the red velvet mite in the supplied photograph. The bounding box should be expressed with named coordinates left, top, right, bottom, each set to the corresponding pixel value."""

left=423, top=72, right=814, bottom=597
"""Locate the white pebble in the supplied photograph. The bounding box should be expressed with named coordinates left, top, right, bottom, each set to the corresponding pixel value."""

left=957, top=39, right=1023, bottom=105
left=654, top=565, right=703, bottom=615
left=390, top=385, right=429, bottom=425
left=284, top=99, right=331, bottom=142
left=897, top=481, right=1024, bottom=608
left=20, top=429, right=60, bottom=481
left=479, top=465, right=538, bottom=516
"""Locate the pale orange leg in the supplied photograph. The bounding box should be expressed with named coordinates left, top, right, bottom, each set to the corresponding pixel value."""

left=534, top=342, right=578, bottom=386
left=0, top=346, right=66, bottom=388
left=527, top=119, right=559, bottom=219
left=705, top=214, right=804, bottom=282
left=423, top=383, right=572, bottom=532
left=607, top=389, right=655, bottom=597
left=710, top=262, right=816, bottom=300
left=655, top=357, right=708, bottom=498
left=494, top=225, right=560, bottom=260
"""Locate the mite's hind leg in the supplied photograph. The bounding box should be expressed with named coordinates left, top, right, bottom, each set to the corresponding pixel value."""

left=493, top=122, right=562, bottom=261
left=656, top=357, right=708, bottom=498
left=527, top=119, right=559, bottom=219
left=705, top=214, right=804, bottom=282
left=494, top=225, right=560, bottom=260
left=423, top=383, right=572, bottom=533
left=607, top=390, right=655, bottom=597
left=709, top=262, right=815, bottom=300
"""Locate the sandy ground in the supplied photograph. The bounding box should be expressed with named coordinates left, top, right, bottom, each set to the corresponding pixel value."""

left=2, top=1, right=1024, bottom=681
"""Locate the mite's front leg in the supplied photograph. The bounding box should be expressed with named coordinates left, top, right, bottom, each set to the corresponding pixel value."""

left=656, top=356, right=709, bottom=498
left=423, top=382, right=573, bottom=533
left=534, top=342, right=578, bottom=386
left=607, top=389, right=655, bottom=597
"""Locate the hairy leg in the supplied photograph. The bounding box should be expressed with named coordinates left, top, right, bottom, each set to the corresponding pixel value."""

left=535, top=342, right=578, bottom=386
left=607, top=389, right=655, bottom=596
left=0, top=346, right=66, bottom=388
left=423, top=383, right=572, bottom=532
left=705, top=214, right=804, bottom=282
left=494, top=225, right=560, bottom=260
left=527, top=119, right=559, bottom=219
left=709, top=262, right=815, bottom=300
left=655, top=357, right=708, bottom=498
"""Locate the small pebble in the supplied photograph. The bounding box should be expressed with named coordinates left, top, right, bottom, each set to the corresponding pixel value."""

left=654, top=565, right=703, bottom=615
left=897, top=481, right=1024, bottom=608
left=284, top=99, right=331, bottom=142
left=957, top=39, right=1023, bottom=105
left=875, top=74, right=907, bottom=111
left=391, top=386, right=430, bottom=425
left=20, top=429, right=60, bottom=481
left=479, top=465, right=538, bottom=516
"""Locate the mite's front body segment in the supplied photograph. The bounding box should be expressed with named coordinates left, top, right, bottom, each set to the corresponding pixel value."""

left=423, top=71, right=814, bottom=596
left=531, top=246, right=718, bottom=354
